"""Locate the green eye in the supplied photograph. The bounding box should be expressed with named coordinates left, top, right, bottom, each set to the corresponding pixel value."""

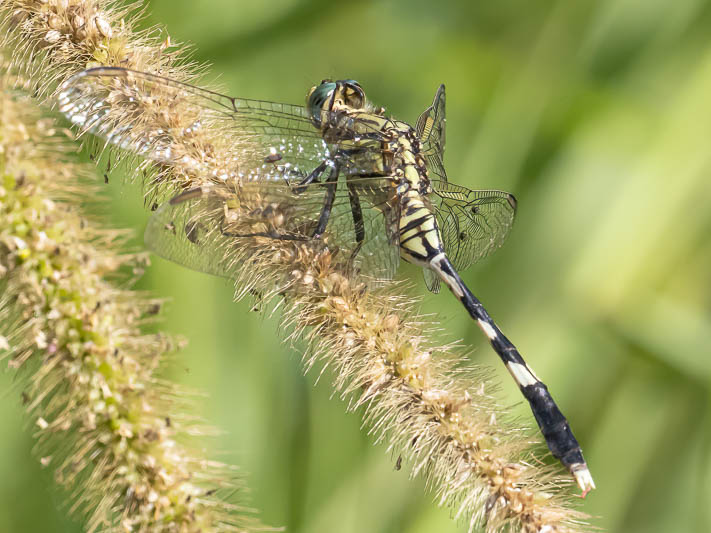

left=307, top=82, right=336, bottom=127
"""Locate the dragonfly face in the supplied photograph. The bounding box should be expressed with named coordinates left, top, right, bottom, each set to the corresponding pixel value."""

left=306, top=79, right=366, bottom=129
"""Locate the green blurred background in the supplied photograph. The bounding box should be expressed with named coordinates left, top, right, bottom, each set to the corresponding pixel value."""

left=2, top=0, right=711, bottom=531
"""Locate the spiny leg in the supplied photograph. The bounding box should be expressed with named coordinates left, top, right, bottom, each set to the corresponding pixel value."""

left=430, top=253, right=595, bottom=496
left=220, top=228, right=309, bottom=241
left=291, top=160, right=328, bottom=193
left=347, top=181, right=366, bottom=254
left=312, top=164, right=339, bottom=238
left=341, top=181, right=367, bottom=273
left=167, top=188, right=311, bottom=243
left=217, top=210, right=310, bottom=241
left=291, top=147, right=361, bottom=193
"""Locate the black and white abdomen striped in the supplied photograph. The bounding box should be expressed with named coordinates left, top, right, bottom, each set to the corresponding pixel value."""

left=394, top=183, right=594, bottom=494
left=420, top=215, right=594, bottom=494
left=397, top=192, right=445, bottom=266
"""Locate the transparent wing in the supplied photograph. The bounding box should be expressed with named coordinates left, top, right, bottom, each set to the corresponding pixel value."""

left=144, top=189, right=240, bottom=280
left=416, top=84, right=447, bottom=182
left=430, top=180, right=517, bottom=276
left=58, top=67, right=386, bottom=184
left=416, top=84, right=446, bottom=157
left=423, top=268, right=442, bottom=293
left=324, top=179, right=402, bottom=285
left=144, top=178, right=401, bottom=286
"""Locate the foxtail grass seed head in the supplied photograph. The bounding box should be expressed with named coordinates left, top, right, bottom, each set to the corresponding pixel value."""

left=0, top=70, right=268, bottom=532
left=1, top=0, right=594, bottom=530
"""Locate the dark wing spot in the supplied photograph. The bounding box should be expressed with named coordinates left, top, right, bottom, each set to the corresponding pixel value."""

left=264, top=152, right=283, bottom=164
left=185, top=221, right=205, bottom=244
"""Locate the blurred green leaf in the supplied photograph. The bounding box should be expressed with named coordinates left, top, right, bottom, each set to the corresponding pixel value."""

left=3, top=0, right=711, bottom=531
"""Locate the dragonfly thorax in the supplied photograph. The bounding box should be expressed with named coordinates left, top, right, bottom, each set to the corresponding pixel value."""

left=307, top=80, right=432, bottom=198
left=392, top=127, right=431, bottom=195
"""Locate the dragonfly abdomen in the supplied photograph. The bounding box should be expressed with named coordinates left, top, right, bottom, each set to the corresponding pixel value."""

left=428, top=253, right=595, bottom=495
left=397, top=193, right=444, bottom=266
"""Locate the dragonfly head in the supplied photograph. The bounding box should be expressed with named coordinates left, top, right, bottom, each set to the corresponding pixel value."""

left=307, top=79, right=366, bottom=128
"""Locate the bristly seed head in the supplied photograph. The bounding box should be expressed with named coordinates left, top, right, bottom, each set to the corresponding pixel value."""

left=0, top=66, right=267, bottom=532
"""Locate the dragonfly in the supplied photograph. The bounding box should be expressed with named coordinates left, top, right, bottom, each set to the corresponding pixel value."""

left=58, top=67, right=594, bottom=495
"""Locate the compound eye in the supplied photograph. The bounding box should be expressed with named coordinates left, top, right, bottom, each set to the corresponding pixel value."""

left=306, top=81, right=337, bottom=127
left=343, top=80, right=365, bottom=109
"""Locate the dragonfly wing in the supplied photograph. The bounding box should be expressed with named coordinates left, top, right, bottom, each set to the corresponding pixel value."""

left=422, top=268, right=441, bottom=293
left=58, top=67, right=384, bottom=184
left=416, top=84, right=447, bottom=182
left=144, top=188, right=241, bottom=279
left=324, top=179, right=401, bottom=285
left=429, top=180, right=517, bottom=276
left=145, top=177, right=400, bottom=286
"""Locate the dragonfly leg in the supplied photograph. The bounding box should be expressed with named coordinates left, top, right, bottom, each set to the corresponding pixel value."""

left=312, top=164, right=339, bottom=239
left=347, top=181, right=365, bottom=248
left=292, top=147, right=361, bottom=194
left=429, top=253, right=595, bottom=495
left=343, top=181, right=366, bottom=269
left=220, top=227, right=309, bottom=241
left=167, top=188, right=311, bottom=242
left=291, top=160, right=328, bottom=193
left=217, top=209, right=309, bottom=242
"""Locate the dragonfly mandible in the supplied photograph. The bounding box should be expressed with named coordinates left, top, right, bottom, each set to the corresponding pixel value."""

left=58, top=67, right=593, bottom=494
